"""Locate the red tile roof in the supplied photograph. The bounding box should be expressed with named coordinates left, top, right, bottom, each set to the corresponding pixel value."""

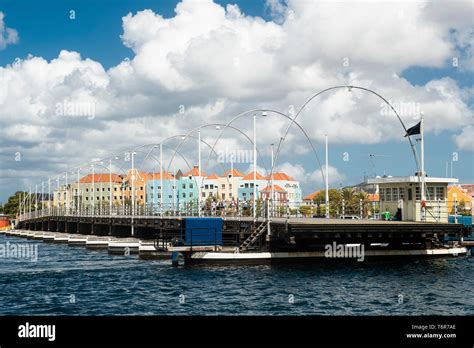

left=183, top=167, right=206, bottom=177
left=143, top=172, right=174, bottom=180
left=223, top=168, right=245, bottom=177
left=206, top=173, right=219, bottom=180
left=242, top=172, right=266, bottom=180
left=266, top=172, right=294, bottom=181
left=79, top=174, right=123, bottom=183
left=303, top=190, right=321, bottom=201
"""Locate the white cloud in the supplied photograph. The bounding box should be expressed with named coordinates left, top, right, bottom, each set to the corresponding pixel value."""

left=454, top=126, right=474, bottom=152
left=0, top=12, right=18, bottom=50
left=279, top=162, right=345, bottom=188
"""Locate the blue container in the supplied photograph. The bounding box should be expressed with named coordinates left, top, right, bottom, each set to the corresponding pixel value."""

left=183, top=218, right=222, bottom=246
left=448, top=215, right=473, bottom=226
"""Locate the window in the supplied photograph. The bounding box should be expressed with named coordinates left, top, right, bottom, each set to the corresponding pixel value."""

left=436, top=187, right=445, bottom=201
left=158, top=193, right=161, bottom=198
left=427, top=187, right=435, bottom=200
left=140, top=195, right=143, bottom=199
left=245, top=183, right=249, bottom=188
left=189, top=183, right=193, bottom=189
left=202, top=192, right=206, bottom=197
left=182, top=184, right=186, bottom=189
left=407, top=188, right=413, bottom=200
left=150, top=194, right=154, bottom=199
left=114, top=187, right=117, bottom=191
left=97, top=188, right=99, bottom=192
left=140, top=186, right=143, bottom=191
left=399, top=188, right=405, bottom=200
left=169, top=195, right=172, bottom=199
left=182, top=193, right=186, bottom=198
left=86, top=188, right=89, bottom=192
left=222, top=184, right=225, bottom=189
left=387, top=188, right=393, bottom=201
left=189, top=192, right=193, bottom=198
left=229, top=193, right=233, bottom=198
left=229, top=184, right=232, bottom=189
left=380, top=188, right=385, bottom=201
left=86, top=197, right=89, bottom=201
left=102, top=188, right=105, bottom=192
left=415, top=187, right=421, bottom=200
left=205, top=185, right=209, bottom=190
left=158, top=186, right=161, bottom=190
left=393, top=188, right=399, bottom=201
left=151, top=186, right=154, bottom=190
left=114, top=196, right=117, bottom=200
left=243, top=193, right=247, bottom=198
left=222, top=193, right=225, bottom=199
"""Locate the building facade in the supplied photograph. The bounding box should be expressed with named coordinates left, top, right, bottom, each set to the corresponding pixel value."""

left=367, top=176, right=458, bottom=222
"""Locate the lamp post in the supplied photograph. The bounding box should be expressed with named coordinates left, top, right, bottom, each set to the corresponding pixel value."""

left=131, top=151, right=136, bottom=236
left=48, top=177, right=51, bottom=216
left=109, top=159, right=113, bottom=215
left=325, top=134, right=329, bottom=219
left=160, top=143, right=163, bottom=217
left=198, top=129, right=202, bottom=217
left=253, top=113, right=257, bottom=218
left=91, top=164, right=95, bottom=216
left=35, top=184, right=38, bottom=216
left=41, top=181, right=44, bottom=217
left=65, top=172, right=69, bottom=215
left=270, top=143, right=274, bottom=219
left=77, top=168, right=81, bottom=215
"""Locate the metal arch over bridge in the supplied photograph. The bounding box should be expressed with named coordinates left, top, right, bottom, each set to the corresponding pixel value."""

left=16, top=85, right=440, bottom=253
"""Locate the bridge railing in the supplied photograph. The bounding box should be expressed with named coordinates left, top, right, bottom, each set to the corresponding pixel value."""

left=17, top=199, right=381, bottom=221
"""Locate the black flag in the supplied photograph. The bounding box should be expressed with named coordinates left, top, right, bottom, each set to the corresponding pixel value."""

left=405, top=121, right=421, bottom=137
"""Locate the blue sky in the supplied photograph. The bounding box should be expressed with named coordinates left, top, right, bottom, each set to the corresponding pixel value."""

left=0, top=0, right=472, bottom=202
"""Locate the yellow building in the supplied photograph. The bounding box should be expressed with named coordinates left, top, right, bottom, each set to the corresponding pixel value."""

left=447, top=185, right=472, bottom=215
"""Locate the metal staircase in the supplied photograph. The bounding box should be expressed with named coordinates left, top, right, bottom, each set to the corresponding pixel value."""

left=240, top=219, right=269, bottom=251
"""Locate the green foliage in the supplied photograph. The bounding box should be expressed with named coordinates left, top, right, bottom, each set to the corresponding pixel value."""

left=2, top=191, right=26, bottom=217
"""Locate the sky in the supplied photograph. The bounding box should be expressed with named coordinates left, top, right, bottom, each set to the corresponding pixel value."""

left=0, top=0, right=473, bottom=203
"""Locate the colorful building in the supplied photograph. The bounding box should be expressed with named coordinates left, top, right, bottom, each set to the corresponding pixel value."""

left=145, top=172, right=176, bottom=212
left=447, top=185, right=472, bottom=215
left=215, top=168, right=245, bottom=202
left=238, top=172, right=267, bottom=201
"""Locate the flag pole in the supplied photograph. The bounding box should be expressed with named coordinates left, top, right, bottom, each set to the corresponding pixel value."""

left=420, top=112, right=426, bottom=221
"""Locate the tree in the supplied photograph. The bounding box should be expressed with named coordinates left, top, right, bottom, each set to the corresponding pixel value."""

left=2, top=191, right=26, bottom=217
left=313, top=189, right=342, bottom=217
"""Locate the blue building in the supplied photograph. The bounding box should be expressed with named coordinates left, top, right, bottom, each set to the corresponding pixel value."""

left=145, top=173, right=177, bottom=213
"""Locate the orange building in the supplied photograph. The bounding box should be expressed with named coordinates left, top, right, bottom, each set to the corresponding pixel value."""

left=0, top=214, right=10, bottom=228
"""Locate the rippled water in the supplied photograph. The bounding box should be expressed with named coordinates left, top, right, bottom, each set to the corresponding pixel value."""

left=0, top=234, right=472, bottom=315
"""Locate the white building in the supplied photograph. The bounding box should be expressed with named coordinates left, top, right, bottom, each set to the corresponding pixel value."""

left=367, top=176, right=458, bottom=222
